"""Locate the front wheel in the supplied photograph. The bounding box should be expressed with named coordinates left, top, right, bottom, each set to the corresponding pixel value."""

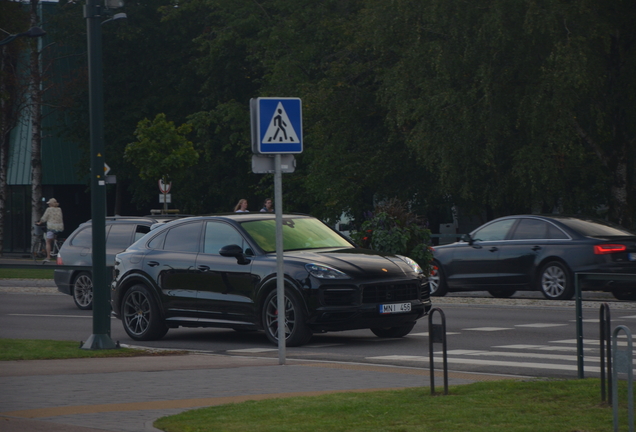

left=371, top=322, right=416, bottom=338
left=72, top=272, right=93, bottom=310
left=612, top=288, right=636, bottom=301
left=262, top=289, right=312, bottom=347
left=122, top=284, right=168, bottom=341
left=538, top=261, right=573, bottom=300
left=429, top=263, right=448, bottom=296
left=31, top=239, right=45, bottom=260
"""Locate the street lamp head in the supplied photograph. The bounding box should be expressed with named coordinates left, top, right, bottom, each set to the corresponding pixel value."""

left=19, top=27, right=47, bottom=38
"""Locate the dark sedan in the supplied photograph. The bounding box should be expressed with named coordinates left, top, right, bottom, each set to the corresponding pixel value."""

left=111, top=214, right=431, bottom=346
left=429, top=215, right=636, bottom=300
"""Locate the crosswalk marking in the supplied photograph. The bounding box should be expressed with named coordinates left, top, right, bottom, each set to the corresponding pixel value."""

left=462, top=327, right=513, bottom=332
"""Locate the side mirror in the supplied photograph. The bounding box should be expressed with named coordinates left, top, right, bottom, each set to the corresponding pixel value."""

left=461, top=234, right=474, bottom=245
left=219, top=244, right=250, bottom=265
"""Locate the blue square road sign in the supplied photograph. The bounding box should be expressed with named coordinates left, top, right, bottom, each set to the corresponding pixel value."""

left=251, top=98, right=303, bottom=154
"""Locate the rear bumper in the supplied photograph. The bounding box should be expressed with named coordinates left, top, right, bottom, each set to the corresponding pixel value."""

left=54, top=269, right=73, bottom=295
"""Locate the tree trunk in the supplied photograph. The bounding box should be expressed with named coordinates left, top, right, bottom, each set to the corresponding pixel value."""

left=29, top=0, right=43, bottom=244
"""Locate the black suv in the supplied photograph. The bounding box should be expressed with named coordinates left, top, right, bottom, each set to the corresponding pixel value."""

left=54, top=215, right=187, bottom=309
left=111, top=213, right=432, bottom=347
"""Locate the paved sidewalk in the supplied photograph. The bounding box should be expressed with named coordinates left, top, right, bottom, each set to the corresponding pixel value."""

left=0, top=352, right=512, bottom=432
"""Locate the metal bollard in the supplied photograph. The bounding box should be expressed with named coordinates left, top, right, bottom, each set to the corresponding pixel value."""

left=428, top=307, right=448, bottom=395
left=612, top=325, right=634, bottom=432
left=600, top=303, right=612, bottom=404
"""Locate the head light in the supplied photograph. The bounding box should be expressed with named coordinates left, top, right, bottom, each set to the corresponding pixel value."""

left=305, top=263, right=350, bottom=279
left=397, top=255, right=423, bottom=274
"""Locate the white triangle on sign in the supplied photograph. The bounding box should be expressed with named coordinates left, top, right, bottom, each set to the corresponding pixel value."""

left=262, top=102, right=299, bottom=144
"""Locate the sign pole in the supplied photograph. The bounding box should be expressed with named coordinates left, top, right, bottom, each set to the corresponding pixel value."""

left=275, top=153, right=286, bottom=364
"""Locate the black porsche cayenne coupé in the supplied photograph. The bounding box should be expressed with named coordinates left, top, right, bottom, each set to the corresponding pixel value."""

left=429, top=215, right=636, bottom=301
left=111, top=213, right=432, bottom=346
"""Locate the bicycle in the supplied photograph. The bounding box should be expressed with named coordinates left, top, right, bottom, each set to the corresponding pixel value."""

left=32, top=225, right=64, bottom=263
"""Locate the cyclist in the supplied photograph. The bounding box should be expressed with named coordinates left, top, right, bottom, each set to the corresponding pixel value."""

left=37, top=198, right=64, bottom=262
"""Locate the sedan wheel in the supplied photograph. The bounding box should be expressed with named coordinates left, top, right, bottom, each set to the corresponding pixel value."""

left=122, top=285, right=168, bottom=341
left=538, top=261, right=573, bottom=300
left=611, top=288, right=636, bottom=301
left=262, top=289, right=312, bottom=347
left=72, top=272, right=93, bottom=310
left=429, top=263, right=448, bottom=296
left=371, top=322, right=416, bottom=338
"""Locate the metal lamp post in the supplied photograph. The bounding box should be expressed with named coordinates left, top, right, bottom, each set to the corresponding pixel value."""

left=81, top=0, right=116, bottom=349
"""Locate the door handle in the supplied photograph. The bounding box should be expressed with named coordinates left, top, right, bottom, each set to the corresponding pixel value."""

left=197, top=265, right=210, bottom=272
left=489, top=247, right=498, bottom=252
left=146, top=261, right=160, bottom=267
left=531, top=246, right=542, bottom=251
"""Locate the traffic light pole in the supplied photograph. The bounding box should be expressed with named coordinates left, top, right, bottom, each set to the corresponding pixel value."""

left=82, top=0, right=116, bottom=350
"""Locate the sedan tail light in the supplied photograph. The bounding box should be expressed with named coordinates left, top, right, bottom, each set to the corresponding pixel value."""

left=594, top=244, right=627, bottom=255
left=56, top=253, right=63, bottom=265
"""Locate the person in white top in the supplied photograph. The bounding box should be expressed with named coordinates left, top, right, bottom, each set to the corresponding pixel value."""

left=234, top=199, right=249, bottom=212
left=37, top=198, right=64, bottom=261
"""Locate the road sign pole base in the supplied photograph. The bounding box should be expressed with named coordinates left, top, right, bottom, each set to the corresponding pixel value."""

left=81, top=334, right=118, bottom=350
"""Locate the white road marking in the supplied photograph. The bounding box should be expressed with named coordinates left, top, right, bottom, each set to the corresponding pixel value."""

left=409, top=332, right=461, bottom=337
left=515, top=323, right=568, bottom=328
left=462, top=327, right=513, bottom=331
left=9, top=314, right=92, bottom=318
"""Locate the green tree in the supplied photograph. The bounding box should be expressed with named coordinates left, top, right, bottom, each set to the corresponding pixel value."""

left=124, top=113, right=199, bottom=208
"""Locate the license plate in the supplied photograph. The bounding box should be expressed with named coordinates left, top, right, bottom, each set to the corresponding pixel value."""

left=629, top=253, right=636, bottom=261
left=379, top=303, right=411, bottom=314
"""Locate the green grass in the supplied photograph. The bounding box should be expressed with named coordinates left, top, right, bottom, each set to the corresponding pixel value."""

left=0, top=268, right=54, bottom=279
left=0, top=339, right=186, bottom=361
left=155, top=379, right=630, bottom=432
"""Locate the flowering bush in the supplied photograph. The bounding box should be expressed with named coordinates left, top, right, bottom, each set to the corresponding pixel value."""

left=352, top=200, right=433, bottom=274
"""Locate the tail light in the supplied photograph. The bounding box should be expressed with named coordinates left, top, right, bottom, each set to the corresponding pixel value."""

left=56, top=253, right=63, bottom=265
left=594, top=244, right=627, bottom=255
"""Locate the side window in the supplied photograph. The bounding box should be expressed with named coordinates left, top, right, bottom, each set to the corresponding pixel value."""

left=164, top=222, right=202, bottom=252
left=147, top=231, right=166, bottom=250
left=203, top=222, right=245, bottom=255
left=472, top=219, right=516, bottom=242
left=547, top=223, right=569, bottom=239
left=134, top=225, right=151, bottom=242
left=106, top=224, right=135, bottom=251
left=511, top=219, right=549, bottom=240
left=71, top=227, right=92, bottom=247
left=70, top=225, right=111, bottom=247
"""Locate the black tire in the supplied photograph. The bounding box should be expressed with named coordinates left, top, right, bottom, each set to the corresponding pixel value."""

left=429, top=263, right=448, bottom=296
left=371, top=322, right=416, bottom=338
left=72, top=272, right=93, bottom=310
left=31, top=239, right=45, bottom=260
left=121, top=284, right=168, bottom=341
left=611, top=288, right=636, bottom=301
left=488, top=289, right=516, bottom=298
left=538, top=261, right=574, bottom=300
left=262, top=288, right=312, bottom=347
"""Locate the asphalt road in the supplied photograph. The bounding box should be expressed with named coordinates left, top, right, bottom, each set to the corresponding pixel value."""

left=2, top=286, right=636, bottom=380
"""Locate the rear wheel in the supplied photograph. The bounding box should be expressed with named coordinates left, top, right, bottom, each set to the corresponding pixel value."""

left=538, top=261, right=573, bottom=300
left=122, top=284, right=168, bottom=341
left=370, top=322, right=416, bottom=338
left=488, top=289, right=516, bottom=298
left=72, top=272, right=93, bottom=310
left=429, top=263, right=448, bottom=296
left=262, top=289, right=312, bottom=347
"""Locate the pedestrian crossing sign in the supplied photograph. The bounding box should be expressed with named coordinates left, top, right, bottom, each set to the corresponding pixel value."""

left=251, top=97, right=303, bottom=154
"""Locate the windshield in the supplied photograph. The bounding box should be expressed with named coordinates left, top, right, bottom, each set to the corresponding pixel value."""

left=241, top=217, right=353, bottom=253
left=558, top=218, right=635, bottom=237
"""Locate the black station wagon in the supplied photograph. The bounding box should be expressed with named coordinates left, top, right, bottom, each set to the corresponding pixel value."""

left=111, top=213, right=432, bottom=346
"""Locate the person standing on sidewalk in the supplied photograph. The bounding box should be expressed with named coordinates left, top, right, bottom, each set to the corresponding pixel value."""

left=37, top=198, right=64, bottom=262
